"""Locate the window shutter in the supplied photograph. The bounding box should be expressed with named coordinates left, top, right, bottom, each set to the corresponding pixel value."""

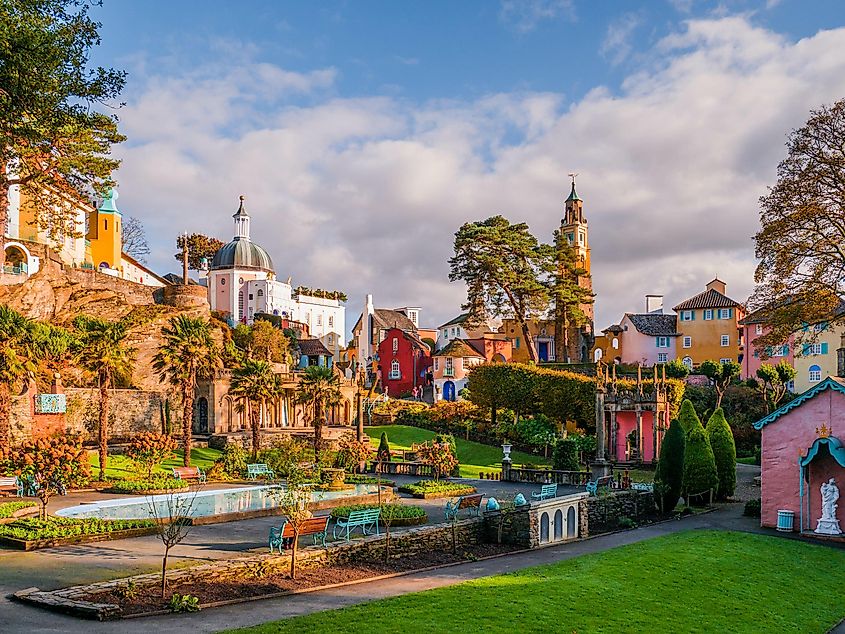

left=765, top=346, right=772, bottom=356
left=821, top=342, right=829, bottom=354
left=691, top=311, right=696, bottom=321
left=802, top=343, right=810, bottom=355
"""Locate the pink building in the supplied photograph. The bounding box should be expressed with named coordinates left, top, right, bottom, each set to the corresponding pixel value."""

left=432, top=339, right=485, bottom=402
left=755, top=375, right=845, bottom=533
left=739, top=309, right=794, bottom=380
left=615, top=313, right=679, bottom=366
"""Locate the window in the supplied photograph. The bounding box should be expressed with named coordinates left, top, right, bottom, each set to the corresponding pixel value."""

left=257, top=289, right=263, bottom=297
left=328, top=334, right=333, bottom=345
left=328, top=315, right=333, bottom=327
left=680, top=310, right=694, bottom=321
left=317, top=314, right=322, bottom=326
left=721, top=335, right=730, bottom=347
left=566, top=233, right=574, bottom=245
left=390, top=360, right=400, bottom=380
left=434, top=358, right=439, bottom=371
left=451, top=327, right=456, bottom=336
left=104, top=219, right=108, bottom=231
left=683, top=336, right=692, bottom=348
left=814, top=323, right=827, bottom=332
left=804, top=343, right=827, bottom=355
left=612, top=337, right=619, bottom=350
left=514, top=337, right=520, bottom=349
left=248, top=293, right=253, bottom=300
left=809, top=365, right=822, bottom=383
left=238, top=291, right=244, bottom=318
left=445, top=357, right=454, bottom=376
left=718, top=308, right=733, bottom=319
left=392, top=337, right=398, bottom=353
left=682, top=356, right=693, bottom=369
left=703, top=309, right=713, bottom=320
left=657, top=352, right=668, bottom=363
left=443, top=329, right=449, bottom=340
left=656, top=337, right=669, bottom=348
left=755, top=324, right=763, bottom=335
left=720, top=358, right=731, bottom=364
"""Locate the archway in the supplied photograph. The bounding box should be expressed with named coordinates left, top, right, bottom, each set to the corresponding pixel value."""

left=567, top=506, right=576, bottom=537
left=540, top=512, right=550, bottom=544
left=594, top=348, right=603, bottom=362
left=553, top=509, right=563, bottom=540
left=196, top=397, right=209, bottom=434
left=3, top=243, right=30, bottom=275
left=443, top=380, right=456, bottom=402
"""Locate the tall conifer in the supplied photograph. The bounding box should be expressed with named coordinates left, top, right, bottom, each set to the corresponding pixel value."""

left=706, top=408, right=737, bottom=500
left=654, top=418, right=685, bottom=513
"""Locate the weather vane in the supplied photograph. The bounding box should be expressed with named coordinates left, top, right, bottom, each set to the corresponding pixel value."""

left=568, top=172, right=578, bottom=185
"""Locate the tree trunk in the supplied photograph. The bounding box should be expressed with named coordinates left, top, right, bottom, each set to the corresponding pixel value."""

left=519, top=318, right=539, bottom=363
left=290, top=531, right=299, bottom=580
left=0, top=382, right=11, bottom=449
left=0, top=177, right=9, bottom=268
left=313, top=403, right=323, bottom=456
left=356, top=392, right=363, bottom=442
left=491, top=403, right=497, bottom=427
left=39, top=496, right=48, bottom=520
left=161, top=547, right=170, bottom=598
left=182, top=377, right=195, bottom=467
left=251, top=402, right=261, bottom=459
left=98, top=373, right=111, bottom=481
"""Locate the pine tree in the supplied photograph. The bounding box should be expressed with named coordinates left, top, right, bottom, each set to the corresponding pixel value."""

left=682, top=426, right=719, bottom=505
left=653, top=418, right=685, bottom=513
left=377, top=432, right=391, bottom=462
left=678, top=399, right=701, bottom=435
left=706, top=408, right=737, bottom=500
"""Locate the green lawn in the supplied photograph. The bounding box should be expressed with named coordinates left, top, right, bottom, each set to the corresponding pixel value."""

left=737, top=456, right=759, bottom=465
left=366, top=425, right=549, bottom=478
left=89, top=448, right=222, bottom=480
left=229, top=530, right=845, bottom=634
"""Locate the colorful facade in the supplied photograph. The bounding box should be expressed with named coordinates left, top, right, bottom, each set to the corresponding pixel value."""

left=739, top=308, right=794, bottom=381
left=593, top=312, right=679, bottom=366
left=792, top=323, right=845, bottom=393
left=376, top=327, right=432, bottom=397
left=498, top=318, right=556, bottom=363
left=432, top=339, right=485, bottom=402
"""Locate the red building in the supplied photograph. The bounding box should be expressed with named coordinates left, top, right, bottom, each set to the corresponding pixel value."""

left=377, top=327, right=432, bottom=397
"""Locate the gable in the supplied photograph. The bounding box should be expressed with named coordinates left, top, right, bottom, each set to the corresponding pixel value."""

left=753, top=376, right=845, bottom=430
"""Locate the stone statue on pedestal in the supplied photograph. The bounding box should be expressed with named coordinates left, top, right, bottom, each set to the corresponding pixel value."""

left=815, top=478, right=842, bottom=535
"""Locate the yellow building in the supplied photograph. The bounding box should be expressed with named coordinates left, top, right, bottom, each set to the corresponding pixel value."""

left=792, top=323, right=845, bottom=393
left=87, top=188, right=123, bottom=270
left=672, top=278, right=745, bottom=369
left=498, top=318, right=556, bottom=363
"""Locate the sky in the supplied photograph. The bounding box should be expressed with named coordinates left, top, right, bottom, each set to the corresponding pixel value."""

left=88, top=0, right=845, bottom=333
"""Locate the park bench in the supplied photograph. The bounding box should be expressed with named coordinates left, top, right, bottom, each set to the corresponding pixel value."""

left=444, top=493, right=484, bottom=520
left=631, top=482, right=654, bottom=493
left=0, top=476, right=23, bottom=497
left=332, top=508, right=381, bottom=542
left=531, top=483, right=558, bottom=501
left=172, top=466, right=206, bottom=483
left=268, top=516, right=330, bottom=553
left=247, top=463, right=276, bottom=480
left=585, top=475, right=614, bottom=496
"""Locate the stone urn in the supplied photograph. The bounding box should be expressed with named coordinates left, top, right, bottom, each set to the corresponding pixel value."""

left=320, top=468, right=351, bottom=491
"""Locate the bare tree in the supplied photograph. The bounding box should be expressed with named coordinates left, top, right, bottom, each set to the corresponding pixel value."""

left=146, top=488, right=200, bottom=598
left=272, top=467, right=315, bottom=580
left=122, top=216, right=151, bottom=263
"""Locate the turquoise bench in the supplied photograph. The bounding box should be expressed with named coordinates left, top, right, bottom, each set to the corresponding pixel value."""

left=445, top=493, right=483, bottom=520
left=333, top=508, right=380, bottom=541
left=268, top=516, right=330, bottom=553
left=247, top=463, right=276, bottom=480
left=531, top=483, right=558, bottom=501
left=631, top=482, right=654, bottom=492
left=585, top=475, right=614, bottom=496
left=172, top=466, right=206, bottom=483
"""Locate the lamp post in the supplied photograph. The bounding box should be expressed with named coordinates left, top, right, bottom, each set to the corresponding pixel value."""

left=501, top=441, right=512, bottom=481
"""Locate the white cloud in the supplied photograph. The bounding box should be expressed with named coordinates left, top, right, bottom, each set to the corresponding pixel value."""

left=601, top=12, right=644, bottom=67
left=498, top=0, right=575, bottom=33
left=114, top=17, right=845, bottom=334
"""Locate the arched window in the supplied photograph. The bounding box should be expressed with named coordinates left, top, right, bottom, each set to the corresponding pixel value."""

left=540, top=512, right=549, bottom=544
left=257, top=289, right=263, bottom=297
left=553, top=509, right=563, bottom=540
left=682, top=356, right=693, bottom=369
left=567, top=506, right=576, bottom=537
left=594, top=348, right=603, bottom=361
left=809, top=364, right=822, bottom=383
left=390, top=359, right=400, bottom=379
left=612, top=338, right=619, bottom=350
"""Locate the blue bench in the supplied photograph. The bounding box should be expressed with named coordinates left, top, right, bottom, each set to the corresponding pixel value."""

left=586, top=475, right=614, bottom=496
left=631, top=482, right=654, bottom=492
left=333, top=508, right=380, bottom=541
left=445, top=493, right=483, bottom=520
left=247, top=463, right=276, bottom=480
left=531, top=483, right=558, bottom=501
left=268, top=516, right=330, bottom=553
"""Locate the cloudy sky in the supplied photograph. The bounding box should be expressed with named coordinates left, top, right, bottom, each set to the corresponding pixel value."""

left=90, top=0, right=845, bottom=332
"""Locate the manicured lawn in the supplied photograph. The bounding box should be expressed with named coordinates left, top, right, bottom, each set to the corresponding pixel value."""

left=737, top=456, right=759, bottom=465
left=89, top=448, right=222, bottom=480
left=229, top=530, right=845, bottom=633
left=365, top=425, right=549, bottom=478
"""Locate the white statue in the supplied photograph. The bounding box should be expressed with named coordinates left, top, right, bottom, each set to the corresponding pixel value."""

left=815, top=478, right=842, bottom=535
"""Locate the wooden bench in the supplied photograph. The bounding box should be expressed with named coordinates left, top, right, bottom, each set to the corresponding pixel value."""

left=585, top=475, right=614, bottom=496
left=531, top=483, right=558, bottom=501
left=0, top=476, right=22, bottom=497
left=172, top=466, right=206, bottom=483
left=332, top=508, right=380, bottom=541
left=444, top=493, right=484, bottom=520
left=247, top=463, right=275, bottom=480
left=268, top=516, right=330, bottom=553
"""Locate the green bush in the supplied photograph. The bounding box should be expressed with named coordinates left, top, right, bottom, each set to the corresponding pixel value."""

left=377, top=432, right=391, bottom=462
left=0, top=501, right=36, bottom=519
left=397, top=480, right=476, bottom=496
left=0, top=517, right=155, bottom=541
left=258, top=437, right=310, bottom=478
left=743, top=499, right=761, bottom=517
left=653, top=418, right=686, bottom=513
left=552, top=437, right=580, bottom=471
left=706, top=408, right=737, bottom=500
left=107, top=477, right=184, bottom=493
left=169, top=594, right=200, bottom=613
left=678, top=399, right=701, bottom=435
left=329, top=503, right=426, bottom=521
left=617, top=516, right=636, bottom=530
left=682, top=427, right=719, bottom=504
left=220, top=443, right=248, bottom=478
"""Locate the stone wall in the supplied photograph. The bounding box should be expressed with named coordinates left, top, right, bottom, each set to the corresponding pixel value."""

left=64, top=267, right=158, bottom=306
left=483, top=494, right=586, bottom=547
left=584, top=490, right=655, bottom=535
left=157, top=284, right=209, bottom=309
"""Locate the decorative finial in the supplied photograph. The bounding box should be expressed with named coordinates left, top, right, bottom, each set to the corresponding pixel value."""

left=568, top=172, right=578, bottom=185
left=240, top=195, right=245, bottom=202
left=817, top=424, right=830, bottom=438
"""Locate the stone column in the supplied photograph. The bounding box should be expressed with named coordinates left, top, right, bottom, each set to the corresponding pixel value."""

left=635, top=408, right=643, bottom=461
left=595, top=391, right=605, bottom=460
left=609, top=410, right=618, bottom=462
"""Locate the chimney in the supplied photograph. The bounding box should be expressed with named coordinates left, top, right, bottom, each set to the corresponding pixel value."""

left=362, top=294, right=374, bottom=363
left=838, top=332, right=845, bottom=378
left=645, top=294, right=663, bottom=314
left=706, top=278, right=726, bottom=295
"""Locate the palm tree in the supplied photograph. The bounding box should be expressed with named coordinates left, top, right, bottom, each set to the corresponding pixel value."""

left=153, top=316, right=221, bottom=467
left=0, top=306, right=38, bottom=448
left=73, top=316, right=135, bottom=481
left=296, top=365, right=341, bottom=457
left=229, top=358, right=281, bottom=459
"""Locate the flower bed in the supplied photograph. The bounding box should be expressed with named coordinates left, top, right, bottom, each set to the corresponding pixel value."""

left=0, top=517, right=157, bottom=550
left=398, top=480, right=477, bottom=499
left=0, top=501, right=38, bottom=519
left=105, top=477, right=188, bottom=495
left=330, top=503, right=427, bottom=526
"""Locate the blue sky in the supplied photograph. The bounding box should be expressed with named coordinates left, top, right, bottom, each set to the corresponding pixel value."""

left=86, top=1, right=845, bottom=332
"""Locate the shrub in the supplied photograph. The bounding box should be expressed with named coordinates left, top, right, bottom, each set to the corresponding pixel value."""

left=377, top=432, right=391, bottom=462
left=743, top=498, right=762, bottom=517
left=434, top=433, right=460, bottom=475
left=169, top=594, right=200, bottom=613
left=334, top=433, right=370, bottom=471
left=617, top=516, right=636, bottom=530
left=258, top=436, right=310, bottom=478
left=552, top=437, right=579, bottom=471
left=678, top=399, right=701, bottom=435
left=398, top=480, right=476, bottom=496
left=219, top=443, right=248, bottom=478
left=108, top=477, right=184, bottom=493
left=682, top=426, right=719, bottom=504
left=0, top=501, right=36, bottom=519
left=125, top=432, right=177, bottom=479
left=653, top=418, right=685, bottom=513
left=0, top=517, right=154, bottom=541
left=329, top=503, right=426, bottom=521
left=706, top=408, right=737, bottom=500
left=413, top=440, right=459, bottom=480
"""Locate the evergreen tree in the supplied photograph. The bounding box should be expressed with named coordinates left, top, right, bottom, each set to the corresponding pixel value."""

left=677, top=399, right=701, bottom=435
left=682, top=426, right=719, bottom=505
left=653, top=418, right=686, bottom=513
left=377, top=432, right=391, bottom=462
left=552, top=437, right=579, bottom=471
left=706, top=408, right=737, bottom=500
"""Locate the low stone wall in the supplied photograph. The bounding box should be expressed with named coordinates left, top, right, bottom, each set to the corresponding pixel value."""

left=483, top=494, right=587, bottom=548
left=584, top=490, right=655, bottom=535
left=64, top=267, right=157, bottom=306
left=157, top=284, right=208, bottom=308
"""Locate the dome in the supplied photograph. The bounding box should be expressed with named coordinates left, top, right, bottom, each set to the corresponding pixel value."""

left=210, top=237, right=275, bottom=272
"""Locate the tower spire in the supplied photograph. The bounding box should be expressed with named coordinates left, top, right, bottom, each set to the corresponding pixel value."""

left=233, top=194, right=250, bottom=239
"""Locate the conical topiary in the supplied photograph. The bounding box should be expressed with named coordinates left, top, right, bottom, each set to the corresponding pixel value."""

left=653, top=418, right=686, bottom=513
left=682, top=426, right=719, bottom=505
left=678, top=399, right=701, bottom=435
left=377, top=432, right=391, bottom=462
left=706, top=408, right=736, bottom=500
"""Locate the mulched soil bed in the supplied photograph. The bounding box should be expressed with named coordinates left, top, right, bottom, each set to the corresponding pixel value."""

left=85, top=542, right=519, bottom=616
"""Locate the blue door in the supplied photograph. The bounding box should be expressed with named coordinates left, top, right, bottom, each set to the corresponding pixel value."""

left=443, top=380, right=456, bottom=402
left=538, top=341, right=549, bottom=361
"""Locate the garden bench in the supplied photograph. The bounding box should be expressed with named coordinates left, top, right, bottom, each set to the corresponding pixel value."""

left=631, top=482, right=654, bottom=493
left=531, top=483, right=558, bottom=501
left=268, top=516, right=330, bottom=553
left=247, top=463, right=276, bottom=480
left=444, top=493, right=484, bottom=520
left=332, top=508, right=380, bottom=541
left=585, top=475, right=614, bottom=496
left=172, top=466, right=206, bottom=483
left=0, top=476, right=23, bottom=497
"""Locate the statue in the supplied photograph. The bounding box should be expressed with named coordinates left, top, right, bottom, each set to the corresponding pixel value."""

left=815, top=478, right=842, bottom=535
